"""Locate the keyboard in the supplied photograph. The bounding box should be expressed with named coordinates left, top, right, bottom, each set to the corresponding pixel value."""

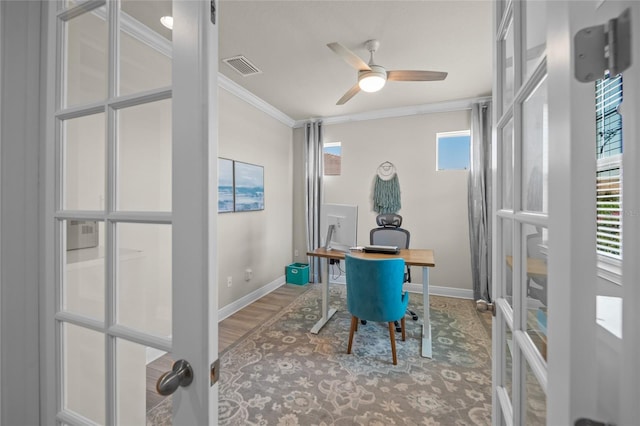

left=363, top=244, right=400, bottom=254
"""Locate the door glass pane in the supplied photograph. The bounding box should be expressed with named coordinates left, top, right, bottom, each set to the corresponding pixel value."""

left=524, top=357, right=547, bottom=424
left=63, top=220, right=105, bottom=321
left=116, top=339, right=174, bottom=425
left=522, top=77, right=549, bottom=213
left=119, top=0, right=172, bottom=96
left=524, top=1, right=546, bottom=78
left=502, top=19, right=515, bottom=113
left=502, top=219, right=514, bottom=308
left=63, top=323, right=105, bottom=424
left=596, top=74, right=623, bottom=260
left=64, top=0, right=81, bottom=8
left=63, top=113, right=106, bottom=211
left=523, top=224, right=548, bottom=360
left=117, top=99, right=172, bottom=212
left=116, top=223, right=171, bottom=338
left=501, top=119, right=514, bottom=209
left=64, top=8, right=107, bottom=107
left=502, top=326, right=514, bottom=401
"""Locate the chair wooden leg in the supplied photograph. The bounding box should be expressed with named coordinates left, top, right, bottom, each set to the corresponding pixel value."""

left=348, top=316, right=358, bottom=354
left=388, top=322, right=398, bottom=365
left=401, top=317, right=406, bottom=341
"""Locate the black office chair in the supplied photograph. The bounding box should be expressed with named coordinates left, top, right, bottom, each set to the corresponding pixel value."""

left=369, top=214, right=419, bottom=332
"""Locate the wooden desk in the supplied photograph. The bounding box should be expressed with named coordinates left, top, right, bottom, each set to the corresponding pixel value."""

left=307, top=248, right=436, bottom=358
left=505, top=255, right=547, bottom=277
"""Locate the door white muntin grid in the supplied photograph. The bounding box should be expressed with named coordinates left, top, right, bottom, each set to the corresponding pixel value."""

left=493, top=0, right=549, bottom=424
left=52, top=1, right=174, bottom=423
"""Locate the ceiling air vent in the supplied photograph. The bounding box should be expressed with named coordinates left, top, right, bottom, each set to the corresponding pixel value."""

left=222, top=55, right=262, bottom=76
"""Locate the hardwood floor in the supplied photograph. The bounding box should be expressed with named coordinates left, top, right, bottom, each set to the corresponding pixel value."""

left=219, top=283, right=310, bottom=352
left=146, top=283, right=311, bottom=413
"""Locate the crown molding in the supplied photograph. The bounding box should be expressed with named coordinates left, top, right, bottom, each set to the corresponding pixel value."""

left=92, top=7, right=172, bottom=57
left=111, top=10, right=490, bottom=130
left=219, top=79, right=490, bottom=129
left=217, top=74, right=297, bottom=128
left=293, top=96, right=492, bottom=128
left=120, top=11, right=172, bottom=57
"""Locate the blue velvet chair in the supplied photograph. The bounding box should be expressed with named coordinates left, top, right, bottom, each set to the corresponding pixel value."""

left=345, top=254, right=409, bottom=365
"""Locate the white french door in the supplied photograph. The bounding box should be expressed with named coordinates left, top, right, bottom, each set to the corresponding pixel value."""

left=492, top=0, right=640, bottom=425
left=42, top=1, right=218, bottom=424
left=492, top=1, right=549, bottom=424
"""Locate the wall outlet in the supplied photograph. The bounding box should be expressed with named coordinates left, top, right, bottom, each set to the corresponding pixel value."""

left=227, top=276, right=232, bottom=287
left=294, top=249, right=299, bottom=257
left=244, top=268, right=253, bottom=281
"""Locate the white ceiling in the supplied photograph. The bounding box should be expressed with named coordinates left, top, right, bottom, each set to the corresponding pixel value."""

left=218, top=1, right=493, bottom=122
left=126, top=1, right=493, bottom=122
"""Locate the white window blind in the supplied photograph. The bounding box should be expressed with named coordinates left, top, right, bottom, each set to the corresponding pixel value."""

left=596, top=156, right=622, bottom=258
left=595, top=74, right=623, bottom=260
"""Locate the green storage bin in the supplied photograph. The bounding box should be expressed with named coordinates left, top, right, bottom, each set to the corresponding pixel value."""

left=286, top=263, right=309, bottom=285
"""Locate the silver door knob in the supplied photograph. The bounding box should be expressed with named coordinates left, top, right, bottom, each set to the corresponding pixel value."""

left=476, top=299, right=496, bottom=317
left=156, top=359, right=194, bottom=396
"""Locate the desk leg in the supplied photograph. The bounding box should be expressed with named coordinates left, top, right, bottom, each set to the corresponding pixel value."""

left=421, top=266, right=433, bottom=358
left=310, top=257, right=337, bottom=334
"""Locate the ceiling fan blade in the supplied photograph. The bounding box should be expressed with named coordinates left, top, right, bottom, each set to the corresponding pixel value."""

left=336, top=84, right=361, bottom=105
left=327, top=42, right=371, bottom=71
left=387, top=70, right=448, bottom=81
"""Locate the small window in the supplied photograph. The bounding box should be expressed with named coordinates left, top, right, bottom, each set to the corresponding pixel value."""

left=436, top=131, right=470, bottom=171
left=595, top=73, right=623, bottom=260
left=324, top=142, right=341, bottom=176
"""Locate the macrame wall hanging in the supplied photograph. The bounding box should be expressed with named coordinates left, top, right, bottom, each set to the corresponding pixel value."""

left=373, top=161, right=401, bottom=214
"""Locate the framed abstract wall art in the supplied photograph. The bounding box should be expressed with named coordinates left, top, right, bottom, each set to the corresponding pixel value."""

left=234, top=161, right=264, bottom=212
left=218, top=158, right=234, bottom=213
left=217, top=158, right=264, bottom=213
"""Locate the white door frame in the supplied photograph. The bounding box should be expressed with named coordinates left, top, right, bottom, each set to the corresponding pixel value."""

left=171, top=0, right=219, bottom=422
left=546, top=1, right=599, bottom=422
left=545, top=1, right=638, bottom=424
left=618, top=5, right=640, bottom=424
left=0, top=2, right=44, bottom=425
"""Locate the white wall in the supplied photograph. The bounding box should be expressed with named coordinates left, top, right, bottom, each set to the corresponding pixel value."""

left=293, top=110, right=473, bottom=291
left=217, top=89, right=293, bottom=308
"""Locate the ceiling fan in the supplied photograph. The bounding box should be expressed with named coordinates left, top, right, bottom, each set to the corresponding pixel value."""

left=327, top=39, right=448, bottom=105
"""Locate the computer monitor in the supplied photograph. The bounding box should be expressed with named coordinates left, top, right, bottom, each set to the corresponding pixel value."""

left=321, top=204, right=358, bottom=252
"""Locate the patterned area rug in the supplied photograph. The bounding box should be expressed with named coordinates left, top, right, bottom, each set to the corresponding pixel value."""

left=218, top=284, right=492, bottom=425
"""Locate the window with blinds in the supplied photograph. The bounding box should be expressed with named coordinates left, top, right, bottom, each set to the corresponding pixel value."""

left=595, top=74, right=623, bottom=259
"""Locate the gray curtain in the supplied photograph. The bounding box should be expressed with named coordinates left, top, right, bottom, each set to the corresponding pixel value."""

left=468, top=102, right=492, bottom=302
left=304, top=121, right=324, bottom=283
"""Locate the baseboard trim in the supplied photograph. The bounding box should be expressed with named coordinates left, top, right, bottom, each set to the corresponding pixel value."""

left=405, top=283, right=474, bottom=300
left=218, top=277, right=473, bottom=322
left=218, top=275, right=286, bottom=321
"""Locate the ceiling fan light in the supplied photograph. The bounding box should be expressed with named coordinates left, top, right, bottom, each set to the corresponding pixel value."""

left=358, top=66, right=387, bottom=92
left=160, top=15, right=174, bottom=30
